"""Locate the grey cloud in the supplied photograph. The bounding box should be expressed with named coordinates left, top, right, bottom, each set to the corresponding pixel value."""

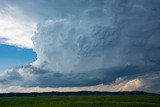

left=0, top=0, right=160, bottom=93
left=1, top=65, right=160, bottom=93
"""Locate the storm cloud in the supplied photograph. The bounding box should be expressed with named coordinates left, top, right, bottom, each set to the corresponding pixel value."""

left=0, top=0, right=160, bottom=93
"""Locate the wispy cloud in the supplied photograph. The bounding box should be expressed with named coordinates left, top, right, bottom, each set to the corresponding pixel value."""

left=0, top=5, right=37, bottom=48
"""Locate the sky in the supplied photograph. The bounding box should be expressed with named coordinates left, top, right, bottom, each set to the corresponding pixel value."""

left=0, top=0, right=160, bottom=93
left=0, top=44, right=36, bottom=72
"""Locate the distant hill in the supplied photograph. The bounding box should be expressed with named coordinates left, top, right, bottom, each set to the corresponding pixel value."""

left=0, top=91, right=159, bottom=97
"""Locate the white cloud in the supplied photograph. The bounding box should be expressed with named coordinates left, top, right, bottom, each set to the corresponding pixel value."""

left=0, top=0, right=160, bottom=93
left=0, top=5, right=37, bottom=48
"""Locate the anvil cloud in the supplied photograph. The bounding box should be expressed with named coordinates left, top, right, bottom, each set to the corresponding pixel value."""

left=0, top=0, right=160, bottom=93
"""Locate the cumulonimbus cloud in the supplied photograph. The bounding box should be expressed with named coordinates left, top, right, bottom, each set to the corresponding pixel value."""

left=0, top=0, right=160, bottom=93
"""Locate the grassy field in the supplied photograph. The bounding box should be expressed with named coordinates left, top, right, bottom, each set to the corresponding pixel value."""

left=0, top=95, right=160, bottom=107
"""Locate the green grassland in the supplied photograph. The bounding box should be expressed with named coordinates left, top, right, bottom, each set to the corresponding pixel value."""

left=0, top=95, right=160, bottom=107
